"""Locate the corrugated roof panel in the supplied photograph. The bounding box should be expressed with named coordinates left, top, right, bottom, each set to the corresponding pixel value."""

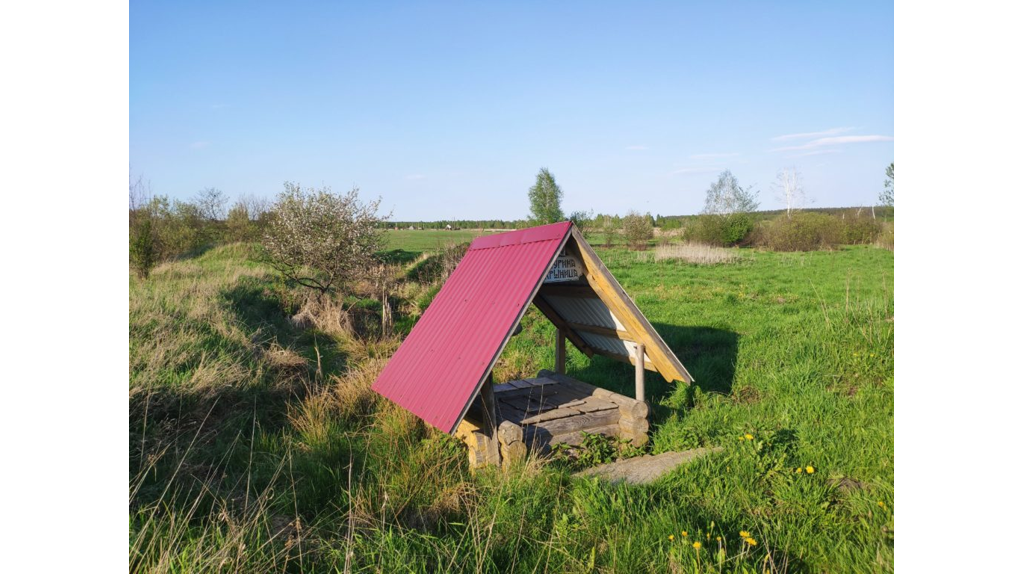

left=578, top=332, right=652, bottom=363
left=542, top=294, right=625, bottom=330
left=372, top=222, right=572, bottom=433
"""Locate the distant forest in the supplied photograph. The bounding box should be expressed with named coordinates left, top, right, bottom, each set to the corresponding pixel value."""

left=386, top=206, right=894, bottom=230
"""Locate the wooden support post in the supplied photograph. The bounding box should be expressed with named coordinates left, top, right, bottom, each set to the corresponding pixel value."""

left=481, top=373, right=498, bottom=438
left=635, top=343, right=645, bottom=404
left=555, top=327, right=566, bottom=374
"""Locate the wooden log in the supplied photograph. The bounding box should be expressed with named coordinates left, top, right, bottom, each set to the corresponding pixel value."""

left=454, top=416, right=485, bottom=442
left=500, top=441, right=527, bottom=465
left=525, top=408, right=620, bottom=439
left=547, top=425, right=621, bottom=448
left=618, top=417, right=650, bottom=447
left=497, top=421, right=524, bottom=446
left=635, top=343, right=646, bottom=403
left=618, top=417, right=649, bottom=436
left=466, top=430, right=502, bottom=468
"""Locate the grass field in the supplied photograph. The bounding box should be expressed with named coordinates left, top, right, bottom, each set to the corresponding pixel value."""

left=385, top=229, right=490, bottom=253
left=129, top=233, right=893, bottom=573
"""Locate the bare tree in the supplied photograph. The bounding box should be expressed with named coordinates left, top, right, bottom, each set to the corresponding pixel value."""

left=194, top=187, right=228, bottom=221
left=772, top=167, right=807, bottom=219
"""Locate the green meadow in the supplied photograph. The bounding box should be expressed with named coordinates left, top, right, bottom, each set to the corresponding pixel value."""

left=129, top=235, right=893, bottom=573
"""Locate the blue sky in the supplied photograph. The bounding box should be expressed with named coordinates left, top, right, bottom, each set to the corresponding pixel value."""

left=130, top=1, right=893, bottom=220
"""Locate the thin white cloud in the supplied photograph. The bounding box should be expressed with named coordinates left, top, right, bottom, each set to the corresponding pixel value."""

left=772, top=135, right=893, bottom=152
left=190, top=141, right=211, bottom=149
left=772, top=127, right=856, bottom=142
left=787, top=149, right=841, bottom=158
left=405, top=174, right=426, bottom=181
left=670, top=167, right=720, bottom=175
left=625, top=145, right=648, bottom=150
left=690, top=152, right=739, bottom=160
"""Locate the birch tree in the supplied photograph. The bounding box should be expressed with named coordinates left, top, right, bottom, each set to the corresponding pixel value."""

left=772, top=167, right=807, bottom=219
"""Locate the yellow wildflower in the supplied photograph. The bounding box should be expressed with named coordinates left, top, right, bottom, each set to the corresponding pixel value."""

left=877, top=501, right=886, bottom=509
left=681, top=530, right=688, bottom=537
left=669, top=534, right=675, bottom=541
left=693, top=541, right=702, bottom=550
left=745, top=537, right=758, bottom=546
left=805, top=466, right=815, bottom=474
left=744, top=433, right=754, bottom=440
left=739, top=531, right=750, bottom=538
left=716, top=536, right=722, bottom=542
left=796, top=467, right=803, bottom=473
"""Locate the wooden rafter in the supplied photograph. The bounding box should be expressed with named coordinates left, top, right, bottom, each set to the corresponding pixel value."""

left=569, top=228, right=693, bottom=383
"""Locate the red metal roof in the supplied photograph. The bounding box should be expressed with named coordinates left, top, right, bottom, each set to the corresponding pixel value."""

left=372, top=221, right=573, bottom=433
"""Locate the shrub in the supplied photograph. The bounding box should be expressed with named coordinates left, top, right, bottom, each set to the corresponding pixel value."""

left=622, top=210, right=654, bottom=250
left=841, top=213, right=883, bottom=245
left=129, top=212, right=159, bottom=279
left=262, top=183, right=388, bottom=295
left=759, top=212, right=845, bottom=251
left=875, top=221, right=894, bottom=250
left=685, top=213, right=754, bottom=246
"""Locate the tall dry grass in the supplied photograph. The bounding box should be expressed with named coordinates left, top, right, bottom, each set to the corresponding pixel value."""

left=652, top=242, right=741, bottom=265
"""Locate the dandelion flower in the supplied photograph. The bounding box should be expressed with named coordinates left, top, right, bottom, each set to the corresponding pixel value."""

left=745, top=537, right=758, bottom=546
left=669, top=535, right=675, bottom=541
left=739, top=531, right=751, bottom=538
left=877, top=501, right=886, bottom=509
left=693, top=541, right=702, bottom=550
left=805, top=466, right=815, bottom=474
left=716, top=536, right=722, bottom=542
left=681, top=531, right=688, bottom=537
left=796, top=467, right=803, bottom=473
left=744, top=433, right=754, bottom=440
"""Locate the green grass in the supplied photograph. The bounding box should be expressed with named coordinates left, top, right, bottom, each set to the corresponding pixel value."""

left=386, top=229, right=489, bottom=253
left=129, top=242, right=893, bottom=573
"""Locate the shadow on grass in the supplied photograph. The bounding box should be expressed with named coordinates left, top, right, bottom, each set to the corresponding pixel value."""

left=565, top=324, right=738, bottom=425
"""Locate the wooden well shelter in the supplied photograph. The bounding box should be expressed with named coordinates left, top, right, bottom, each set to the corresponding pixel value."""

left=372, top=221, right=692, bottom=466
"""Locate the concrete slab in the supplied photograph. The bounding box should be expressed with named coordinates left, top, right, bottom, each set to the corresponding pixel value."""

left=574, top=448, right=723, bottom=485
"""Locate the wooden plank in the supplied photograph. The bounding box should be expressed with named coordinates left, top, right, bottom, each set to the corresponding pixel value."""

left=506, top=379, right=532, bottom=390
left=537, top=370, right=649, bottom=419
left=589, top=346, right=659, bottom=372
left=532, top=295, right=595, bottom=358
left=569, top=227, right=693, bottom=383
left=566, top=322, right=633, bottom=340
left=481, top=373, right=498, bottom=439
left=635, top=343, right=646, bottom=403
left=576, top=397, right=619, bottom=413
left=555, top=327, right=566, bottom=374
left=493, top=383, right=517, bottom=393
left=520, top=407, right=582, bottom=425
left=538, top=283, right=601, bottom=299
